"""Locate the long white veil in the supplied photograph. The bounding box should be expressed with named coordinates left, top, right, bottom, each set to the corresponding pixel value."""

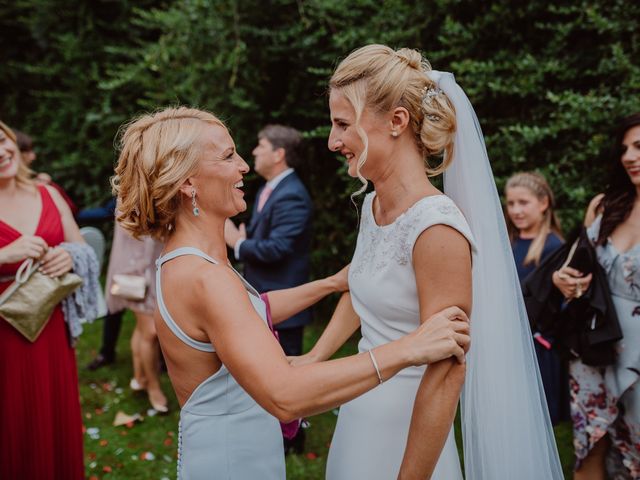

left=429, top=71, right=564, bottom=479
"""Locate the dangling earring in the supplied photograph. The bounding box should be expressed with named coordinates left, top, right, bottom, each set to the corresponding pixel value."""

left=191, top=189, right=200, bottom=217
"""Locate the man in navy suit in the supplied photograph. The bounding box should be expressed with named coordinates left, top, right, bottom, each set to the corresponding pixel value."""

left=225, top=125, right=313, bottom=357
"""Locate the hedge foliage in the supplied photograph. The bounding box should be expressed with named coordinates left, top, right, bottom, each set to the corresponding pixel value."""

left=2, top=0, right=639, bottom=276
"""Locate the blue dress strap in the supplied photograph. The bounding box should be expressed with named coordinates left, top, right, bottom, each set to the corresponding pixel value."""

left=155, top=247, right=218, bottom=352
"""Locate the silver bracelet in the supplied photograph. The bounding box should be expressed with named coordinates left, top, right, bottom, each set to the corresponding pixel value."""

left=368, top=349, right=383, bottom=384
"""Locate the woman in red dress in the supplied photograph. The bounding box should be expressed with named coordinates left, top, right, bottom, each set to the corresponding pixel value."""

left=0, top=121, right=85, bottom=479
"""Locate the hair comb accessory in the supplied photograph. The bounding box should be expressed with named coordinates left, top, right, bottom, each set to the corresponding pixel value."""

left=422, top=85, right=443, bottom=104
left=423, top=86, right=442, bottom=99
left=422, top=85, right=443, bottom=122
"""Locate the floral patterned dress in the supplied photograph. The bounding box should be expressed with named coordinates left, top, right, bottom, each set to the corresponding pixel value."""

left=570, top=215, right=640, bottom=478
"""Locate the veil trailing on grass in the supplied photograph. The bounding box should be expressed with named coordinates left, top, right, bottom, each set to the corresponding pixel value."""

left=428, top=70, right=564, bottom=480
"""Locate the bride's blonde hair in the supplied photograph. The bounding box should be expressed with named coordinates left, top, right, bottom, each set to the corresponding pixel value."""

left=111, top=107, right=224, bottom=240
left=329, top=44, right=457, bottom=190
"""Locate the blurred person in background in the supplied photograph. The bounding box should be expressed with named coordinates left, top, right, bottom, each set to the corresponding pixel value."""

left=104, top=220, right=168, bottom=412
left=225, top=124, right=312, bottom=453
left=505, top=171, right=568, bottom=425
left=225, top=125, right=312, bottom=357
left=0, top=121, right=85, bottom=479
left=553, top=113, right=640, bottom=479
left=80, top=196, right=127, bottom=372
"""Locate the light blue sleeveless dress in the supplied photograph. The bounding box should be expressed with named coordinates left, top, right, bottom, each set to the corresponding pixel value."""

left=156, top=247, right=286, bottom=480
left=569, top=216, right=640, bottom=476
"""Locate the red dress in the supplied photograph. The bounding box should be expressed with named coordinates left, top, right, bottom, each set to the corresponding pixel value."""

left=0, top=185, right=84, bottom=479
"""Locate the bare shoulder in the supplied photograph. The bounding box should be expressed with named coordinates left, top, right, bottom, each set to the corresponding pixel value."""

left=413, top=224, right=472, bottom=315
left=173, top=258, right=251, bottom=318
left=44, top=184, right=83, bottom=242
left=585, top=193, right=605, bottom=227
left=194, top=261, right=246, bottom=298
left=44, top=184, right=70, bottom=213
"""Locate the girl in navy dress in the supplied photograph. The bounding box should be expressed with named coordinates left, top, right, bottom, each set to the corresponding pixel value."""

left=505, top=171, right=567, bottom=424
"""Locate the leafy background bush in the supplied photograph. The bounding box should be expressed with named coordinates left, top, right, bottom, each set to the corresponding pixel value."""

left=2, top=0, right=640, bottom=277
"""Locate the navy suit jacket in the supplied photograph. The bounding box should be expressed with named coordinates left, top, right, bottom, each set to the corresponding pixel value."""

left=239, top=171, right=313, bottom=329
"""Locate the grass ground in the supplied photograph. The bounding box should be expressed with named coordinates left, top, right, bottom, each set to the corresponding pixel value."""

left=78, top=313, right=575, bottom=479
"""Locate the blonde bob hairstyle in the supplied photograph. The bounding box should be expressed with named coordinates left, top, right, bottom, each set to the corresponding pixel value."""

left=329, top=44, right=457, bottom=191
left=111, top=107, right=225, bottom=240
left=505, top=171, right=563, bottom=266
left=0, top=120, right=35, bottom=189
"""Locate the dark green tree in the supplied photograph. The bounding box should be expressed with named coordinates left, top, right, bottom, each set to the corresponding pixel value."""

left=2, top=0, right=639, bottom=277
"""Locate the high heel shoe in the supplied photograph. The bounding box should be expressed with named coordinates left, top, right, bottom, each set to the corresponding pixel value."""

left=149, top=401, right=169, bottom=414
left=148, top=390, right=169, bottom=414
left=129, top=378, right=146, bottom=392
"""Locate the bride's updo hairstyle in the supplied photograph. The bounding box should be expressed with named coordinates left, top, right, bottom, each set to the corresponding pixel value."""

left=111, top=107, right=224, bottom=240
left=330, top=44, right=456, bottom=183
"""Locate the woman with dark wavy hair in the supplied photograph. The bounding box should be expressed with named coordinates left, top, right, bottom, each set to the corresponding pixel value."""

left=553, top=112, right=640, bottom=479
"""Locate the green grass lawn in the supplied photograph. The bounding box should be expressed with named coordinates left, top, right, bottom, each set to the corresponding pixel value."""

left=77, top=313, right=575, bottom=479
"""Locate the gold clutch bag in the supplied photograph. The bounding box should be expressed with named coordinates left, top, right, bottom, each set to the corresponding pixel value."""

left=110, top=274, right=147, bottom=301
left=0, top=258, right=83, bottom=342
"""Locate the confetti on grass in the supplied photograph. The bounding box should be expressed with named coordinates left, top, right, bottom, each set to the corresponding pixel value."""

left=113, top=411, right=143, bottom=427
left=140, top=451, right=156, bottom=461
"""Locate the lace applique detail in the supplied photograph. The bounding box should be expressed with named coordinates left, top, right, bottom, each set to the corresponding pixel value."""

left=351, top=195, right=466, bottom=276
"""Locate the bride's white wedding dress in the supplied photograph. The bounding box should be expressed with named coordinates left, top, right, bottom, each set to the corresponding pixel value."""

left=328, top=71, right=563, bottom=480
left=326, top=191, right=475, bottom=480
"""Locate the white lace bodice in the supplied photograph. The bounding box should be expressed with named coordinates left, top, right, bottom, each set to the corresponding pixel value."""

left=348, top=192, right=476, bottom=377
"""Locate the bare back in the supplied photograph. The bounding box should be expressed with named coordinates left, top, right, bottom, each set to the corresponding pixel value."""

left=155, top=252, right=224, bottom=407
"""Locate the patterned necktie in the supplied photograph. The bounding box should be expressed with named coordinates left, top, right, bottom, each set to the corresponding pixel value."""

left=257, top=186, right=272, bottom=212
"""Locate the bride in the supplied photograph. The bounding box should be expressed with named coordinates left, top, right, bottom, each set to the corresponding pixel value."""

left=292, top=44, right=564, bottom=479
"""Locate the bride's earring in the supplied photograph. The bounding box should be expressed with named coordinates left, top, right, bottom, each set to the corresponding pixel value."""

left=191, top=189, right=200, bottom=217
left=391, top=130, right=398, bottom=137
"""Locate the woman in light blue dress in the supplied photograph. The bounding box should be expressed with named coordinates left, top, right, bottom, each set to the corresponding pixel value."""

left=553, top=112, right=640, bottom=479
left=111, top=106, right=471, bottom=479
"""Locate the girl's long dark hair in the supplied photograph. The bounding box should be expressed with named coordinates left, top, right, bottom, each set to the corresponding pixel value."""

left=597, top=112, right=640, bottom=245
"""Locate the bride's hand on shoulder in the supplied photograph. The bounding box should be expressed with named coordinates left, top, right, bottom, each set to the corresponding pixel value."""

left=404, top=306, right=470, bottom=366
